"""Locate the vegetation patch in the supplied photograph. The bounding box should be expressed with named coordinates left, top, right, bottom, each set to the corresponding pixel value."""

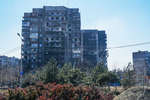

left=0, top=82, right=114, bottom=100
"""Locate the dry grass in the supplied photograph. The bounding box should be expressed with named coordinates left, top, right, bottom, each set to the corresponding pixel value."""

left=110, top=86, right=124, bottom=93
left=113, top=86, right=150, bottom=100
left=0, top=89, right=8, bottom=93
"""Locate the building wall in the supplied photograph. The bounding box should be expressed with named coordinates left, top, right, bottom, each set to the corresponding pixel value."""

left=22, top=6, right=81, bottom=71
left=133, top=51, right=150, bottom=86
left=0, top=56, right=20, bottom=67
left=98, top=31, right=107, bottom=66
left=81, top=30, right=107, bottom=67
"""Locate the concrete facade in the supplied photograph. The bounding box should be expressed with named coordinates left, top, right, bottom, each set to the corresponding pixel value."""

left=81, top=30, right=107, bottom=67
left=133, top=51, right=150, bottom=86
left=0, top=56, right=20, bottom=67
left=22, top=6, right=81, bottom=71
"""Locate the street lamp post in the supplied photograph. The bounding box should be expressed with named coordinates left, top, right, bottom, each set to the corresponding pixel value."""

left=17, top=33, right=23, bottom=87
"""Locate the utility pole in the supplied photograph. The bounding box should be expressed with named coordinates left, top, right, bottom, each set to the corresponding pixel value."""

left=17, top=33, right=23, bottom=87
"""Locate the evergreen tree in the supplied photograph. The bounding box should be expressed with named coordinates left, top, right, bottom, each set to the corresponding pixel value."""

left=57, top=63, right=86, bottom=86
left=44, top=58, right=58, bottom=83
left=92, top=63, right=108, bottom=83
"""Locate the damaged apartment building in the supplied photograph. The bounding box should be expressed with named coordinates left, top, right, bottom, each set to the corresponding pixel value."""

left=133, top=51, right=150, bottom=86
left=22, top=6, right=81, bottom=71
left=81, top=30, right=107, bottom=67
left=22, top=6, right=107, bottom=71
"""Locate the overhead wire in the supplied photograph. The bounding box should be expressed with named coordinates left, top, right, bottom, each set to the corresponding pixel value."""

left=0, top=46, right=20, bottom=56
left=108, top=41, right=150, bottom=49
left=0, top=41, right=150, bottom=56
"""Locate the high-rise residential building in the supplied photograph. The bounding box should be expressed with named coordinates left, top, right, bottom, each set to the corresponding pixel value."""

left=133, top=51, right=150, bottom=86
left=81, top=30, right=107, bottom=67
left=22, top=6, right=81, bottom=71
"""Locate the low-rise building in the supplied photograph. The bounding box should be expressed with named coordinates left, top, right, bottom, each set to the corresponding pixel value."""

left=0, top=56, right=20, bottom=67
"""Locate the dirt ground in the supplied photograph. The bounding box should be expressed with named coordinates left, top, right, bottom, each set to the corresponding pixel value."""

left=114, top=86, right=150, bottom=100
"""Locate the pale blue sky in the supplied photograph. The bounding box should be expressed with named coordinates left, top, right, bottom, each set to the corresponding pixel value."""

left=0, top=0, right=150, bottom=70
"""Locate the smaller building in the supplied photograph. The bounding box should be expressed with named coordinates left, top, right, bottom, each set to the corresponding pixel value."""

left=0, top=56, right=20, bottom=67
left=81, top=30, right=107, bottom=67
left=0, top=56, right=8, bottom=66
left=133, top=51, right=150, bottom=86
